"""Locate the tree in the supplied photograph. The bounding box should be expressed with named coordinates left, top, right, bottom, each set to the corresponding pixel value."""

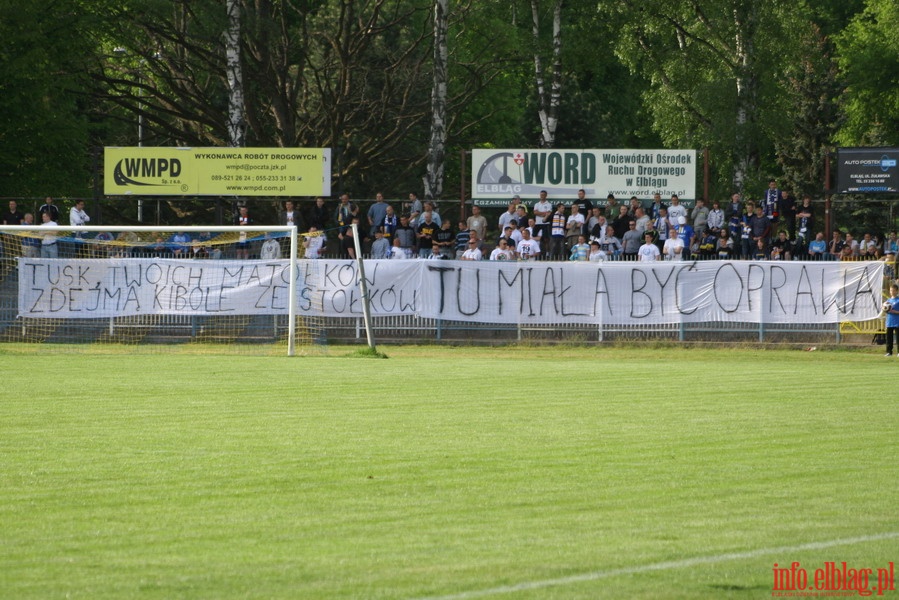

left=835, top=0, right=899, bottom=146
left=423, top=0, right=449, bottom=201
left=606, top=0, right=809, bottom=196
left=0, top=1, right=97, bottom=197
left=530, top=0, right=562, bottom=148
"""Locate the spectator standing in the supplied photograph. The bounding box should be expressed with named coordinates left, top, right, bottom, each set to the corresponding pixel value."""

left=40, top=212, right=59, bottom=258
left=663, top=227, right=684, bottom=261
left=39, top=197, right=60, bottom=222
left=467, top=205, right=487, bottom=242
left=725, top=193, right=743, bottom=221
left=335, top=193, right=356, bottom=239
left=303, top=226, right=326, bottom=258
left=435, top=220, right=455, bottom=258
left=748, top=205, right=770, bottom=254
left=395, top=215, right=417, bottom=256
left=621, top=220, right=642, bottom=260
left=281, top=200, right=300, bottom=228
left=367, top=192, right=389, bottom=237
left=498, top=202, right=518, bottom=231
left=565, top=204, right=585, bottom=250
left=416, top=212, right=439, bottom=258
left=21, top=213, right=40, bottom=258
left=532, top=191, right=552, bottom=241
left=667, top=195, right=687, bottom=228
left=69, top=200, right=90, bottom=239
left=234, top=205, right=253, bottom=259
left=707, top=201, right=724, bottom=235
left=763, top=180, right=780, bottom=224
left=574, top=189, right=593, bottom=220
left=309, top=197, right=329, bottom=230
left=691, top=198, right=709, bottom=238
left=3, top=200, right=23, bottom=224
left=549, top=203, right=567, bottom=260
left=454, top=221, right=471, bottom=259
left=382, top=205, right=398, bottom=241
left=884, top=284, right=899, bottom=357
left=779, top=190, right=797, bottom=239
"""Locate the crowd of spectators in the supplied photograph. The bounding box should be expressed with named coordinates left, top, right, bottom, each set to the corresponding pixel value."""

left=3, top=185, right=898, bottom=266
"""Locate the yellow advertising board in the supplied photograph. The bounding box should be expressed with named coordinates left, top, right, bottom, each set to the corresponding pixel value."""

left=104, top=147, right=331, bottom=197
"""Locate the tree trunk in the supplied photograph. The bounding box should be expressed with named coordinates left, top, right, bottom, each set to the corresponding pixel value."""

left=532, top=0, right=562, bottom=148
left=225, top=0, right=246, bottom=147
left=424, top=0, right=449, bottom=201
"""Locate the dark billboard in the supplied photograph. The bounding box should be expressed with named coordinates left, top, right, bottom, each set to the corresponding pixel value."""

left=836, top=147, right=898, bottom=194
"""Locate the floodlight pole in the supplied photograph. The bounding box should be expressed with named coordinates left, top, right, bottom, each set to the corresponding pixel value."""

left=350, top=223, right=377, bottom=351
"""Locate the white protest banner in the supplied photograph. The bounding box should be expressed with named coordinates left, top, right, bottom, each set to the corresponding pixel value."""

left=296, top=260, right=420, bottom=317
left=19, top=258, right=882, bottom=325
left=18, top=258, right=422, bottom=319
left=19, top=258, right=298, bottom=318
left=416, top=260, right=883, bottom=325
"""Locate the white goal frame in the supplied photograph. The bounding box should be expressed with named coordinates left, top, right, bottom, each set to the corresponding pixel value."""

left=0, top=224, right=301, bottom=356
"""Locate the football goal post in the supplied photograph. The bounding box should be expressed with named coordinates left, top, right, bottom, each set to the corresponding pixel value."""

left=0, top=224, right=329, bottom=356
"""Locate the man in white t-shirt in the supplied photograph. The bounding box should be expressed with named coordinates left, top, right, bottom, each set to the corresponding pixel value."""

left=638, top=232, right=661, bottom=261
left=461, top=239, right=482, bottom=260
left=303, top=226, right=326, bottom=258
left=667, top=195, right=687, bottom=228
left=663, top=227, right=684, bottom=260
left=490, top=238, right=514, bottom=261
left=516, top=228, right=541, bottom=260
left=532, top=190, right=552, bottom=241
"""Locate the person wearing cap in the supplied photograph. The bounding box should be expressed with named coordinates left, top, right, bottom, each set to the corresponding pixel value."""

left=676, top=215, right=695, bottom=260
left=588, top=240, right=608, bottom=262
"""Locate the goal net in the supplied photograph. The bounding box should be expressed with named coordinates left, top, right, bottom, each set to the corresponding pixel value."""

left=0, top=224, right=328, bottom=355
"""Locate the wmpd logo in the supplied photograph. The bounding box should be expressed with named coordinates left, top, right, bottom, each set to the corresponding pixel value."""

left=113, top=158, right=183, bottom=186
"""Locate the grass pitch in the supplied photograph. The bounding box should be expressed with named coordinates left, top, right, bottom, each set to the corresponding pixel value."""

left=1, top=345, right=897, bottom=599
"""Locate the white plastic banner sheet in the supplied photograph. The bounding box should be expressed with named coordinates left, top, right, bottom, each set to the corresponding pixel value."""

left=19, top=258, right=883, bottom=324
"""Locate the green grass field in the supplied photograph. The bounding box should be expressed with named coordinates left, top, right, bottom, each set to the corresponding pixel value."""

left=1, top=344, right=897, bottom=599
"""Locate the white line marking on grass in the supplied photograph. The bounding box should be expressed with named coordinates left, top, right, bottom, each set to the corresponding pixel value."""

left=413, top=531, right=899, bottom=600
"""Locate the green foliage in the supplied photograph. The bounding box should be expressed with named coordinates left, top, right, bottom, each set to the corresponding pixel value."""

left=835, top=0, right=899, bottom=146
left=0, top=1, right=97, bottom=196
